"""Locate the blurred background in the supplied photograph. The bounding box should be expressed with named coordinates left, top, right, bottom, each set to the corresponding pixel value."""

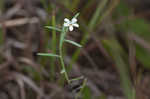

left=0, top=0, right=150, bottom=99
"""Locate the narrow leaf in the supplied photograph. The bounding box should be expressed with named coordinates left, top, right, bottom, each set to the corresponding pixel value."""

left=70, top=76, right=84, bottom=82
left=37, top=53, right=60, bottom=57
left=73, top=13, right=80, bottom=19
left=65, top=39, right=82, bottom=47
left=60, top=69, right=65, bottom=74
left=45, top=26, right=62, bottom=32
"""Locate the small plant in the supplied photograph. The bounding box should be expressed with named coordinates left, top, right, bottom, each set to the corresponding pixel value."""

left=38, top=13, right=86, bottom=89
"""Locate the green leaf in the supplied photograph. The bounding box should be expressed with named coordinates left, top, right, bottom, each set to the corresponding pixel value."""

left=65, top=39, right=82, bottom=47
left=136, top=44, right=150, bottom=69
left=60, top=69, right=65, bottom=74
left=37, top=53, right=60, bottom=57
left=70, top=76, right=84, bottom=82
left=73, top=13, right=80, bottom=19
left=45, top=26, right=62, bottom=32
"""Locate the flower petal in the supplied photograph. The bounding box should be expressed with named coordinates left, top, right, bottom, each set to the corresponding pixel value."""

left=69, top=26, right=73, bottom=31
left=64, top=23, right=69, bottom=27
left=71, top=18, right=77, bottom=24
left=64, top=18, right=70, bottom=23
left=73, top=23, right=79, bottom=27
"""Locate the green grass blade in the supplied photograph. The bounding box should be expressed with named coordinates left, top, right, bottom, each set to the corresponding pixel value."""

left=68, top=0, right=108, bottom=71
left=50, top=12, right=57, bottom=81
left=102, top=39, right=134, bottom=99
left=88, top=0, right=108, bottom=29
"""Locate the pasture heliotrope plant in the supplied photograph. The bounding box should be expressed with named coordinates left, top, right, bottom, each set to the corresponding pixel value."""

left=38, top=13, right=83, bottom=84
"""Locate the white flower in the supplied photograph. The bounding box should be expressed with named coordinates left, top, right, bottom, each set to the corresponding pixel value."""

left=63, top=18, right=79, bottom=31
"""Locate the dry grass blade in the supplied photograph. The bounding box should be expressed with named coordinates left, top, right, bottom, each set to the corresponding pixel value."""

left=16, top=79, right=26, bottom=99
left=0, top=17, right=39, bottom=28
left=18, top=57, right=49, bottom=77
left=13, top=72, right=45, bottom=97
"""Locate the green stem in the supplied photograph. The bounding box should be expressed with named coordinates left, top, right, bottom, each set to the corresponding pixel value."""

left=59, top=55, right=70, bottom=83
left=75, top=78, right=87, bottom=99
left=59, top=27, right=70, bottom=84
